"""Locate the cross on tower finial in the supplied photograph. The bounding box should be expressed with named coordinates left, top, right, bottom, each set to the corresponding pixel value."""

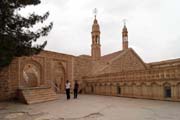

left=123, top=19, right=127, bottom=26
left=93, top=8, right=98, bottom=18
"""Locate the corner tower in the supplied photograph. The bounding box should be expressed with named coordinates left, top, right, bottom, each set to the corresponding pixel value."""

left=91, top=14, right=101, bottom=60
left=122, top=23, right=128, bottom=50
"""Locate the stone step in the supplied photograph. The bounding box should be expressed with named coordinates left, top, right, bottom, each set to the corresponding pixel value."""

left=18, top=87, right=58, bottom=104
left=27, top=97, right=58, bottom=104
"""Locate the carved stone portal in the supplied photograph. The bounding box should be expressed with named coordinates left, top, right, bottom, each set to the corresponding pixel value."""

left=21, top=62, right=41, bottom=88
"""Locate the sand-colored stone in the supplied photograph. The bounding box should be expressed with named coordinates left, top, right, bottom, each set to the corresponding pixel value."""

left=0, top=16, right=180, bottom=103
left=1, top=95, right=180, bottom=120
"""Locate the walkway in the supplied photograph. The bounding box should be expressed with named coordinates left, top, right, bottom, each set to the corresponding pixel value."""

left=0, top=94, right=180, bottom=120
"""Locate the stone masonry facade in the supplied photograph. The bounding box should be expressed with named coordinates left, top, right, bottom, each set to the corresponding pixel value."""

left=0, top=16, right=180, bottom=102
left=84, top=62, right=180, bottom=101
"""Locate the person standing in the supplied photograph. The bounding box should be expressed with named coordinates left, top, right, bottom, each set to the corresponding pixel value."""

left=73, top=80, right=79, bottom=99
left=65, top=80, right=71, bottom=100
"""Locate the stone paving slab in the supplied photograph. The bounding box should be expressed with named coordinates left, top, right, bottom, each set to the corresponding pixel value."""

left=0, top=94, right=180, bottom=120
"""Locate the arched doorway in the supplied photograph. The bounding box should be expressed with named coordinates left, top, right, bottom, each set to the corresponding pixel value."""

left=117, top=86, right=121, bottom=95
left=164, top=83, right=171, bottom=98
left=21, top=62, right=41, bottom=88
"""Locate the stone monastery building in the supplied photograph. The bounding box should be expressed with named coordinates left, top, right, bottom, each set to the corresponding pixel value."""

left=0, top=16, right=180, bottom=104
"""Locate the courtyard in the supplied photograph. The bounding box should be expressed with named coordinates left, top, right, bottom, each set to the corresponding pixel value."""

left=0, top=94, right=180, bottom=120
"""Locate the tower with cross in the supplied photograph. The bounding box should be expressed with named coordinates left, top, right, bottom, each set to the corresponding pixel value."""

left=91, top=8, right=101, bottom=60
left=122, top=19, right=128, bottom=50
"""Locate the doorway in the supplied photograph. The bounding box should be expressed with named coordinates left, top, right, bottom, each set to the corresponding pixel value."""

left=117, top=86, right=121, bottom=95
left=164, top=86, right=171, bottom=98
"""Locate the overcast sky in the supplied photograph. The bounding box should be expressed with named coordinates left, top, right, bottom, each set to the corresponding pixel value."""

left=20, top=0, right=180, bottom=63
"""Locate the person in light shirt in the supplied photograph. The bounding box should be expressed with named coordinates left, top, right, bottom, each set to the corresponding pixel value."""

left=65, top=80, right=71, bottom=100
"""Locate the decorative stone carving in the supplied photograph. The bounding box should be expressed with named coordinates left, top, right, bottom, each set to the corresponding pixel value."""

left=21, top=60, right=42, bottom=88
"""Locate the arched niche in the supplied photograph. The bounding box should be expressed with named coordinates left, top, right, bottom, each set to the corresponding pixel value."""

left=151, top=82, right=159, bottom=98
left=141, top=82, right=147, bottom=97
left=177, top=83, right=180, bottom=99
left=20, top=60, right=42, bottom=88
left=52, top=62, right=65, bottom=93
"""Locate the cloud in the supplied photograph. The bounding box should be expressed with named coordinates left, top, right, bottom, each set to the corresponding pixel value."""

left=19, top=0, right=180, bottom=62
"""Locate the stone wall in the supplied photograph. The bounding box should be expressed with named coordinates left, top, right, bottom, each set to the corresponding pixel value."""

left=73, top=56, right=92, bottom=91
left=0, top=67, right=10, bottom=101
left=0, top=58, right=19, bottom=101
left=8, top=59, right=19, bottom=99
left=83, top=66, right=180, bottom=101
left=1, top=49, right=180, bottom=102
left=0, top=51, right=74, bottom=101
left=98, top=49, right=146, bottom=74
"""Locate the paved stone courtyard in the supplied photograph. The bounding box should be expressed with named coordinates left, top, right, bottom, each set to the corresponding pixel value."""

left=0, top=94, right=180, bottom=120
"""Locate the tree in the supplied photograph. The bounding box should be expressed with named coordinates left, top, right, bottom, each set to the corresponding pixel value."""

left=0, top=0, right=53, bottom=68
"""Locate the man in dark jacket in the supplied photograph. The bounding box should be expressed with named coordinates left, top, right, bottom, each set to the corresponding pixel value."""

left=73, top=80, right=79, bottom=99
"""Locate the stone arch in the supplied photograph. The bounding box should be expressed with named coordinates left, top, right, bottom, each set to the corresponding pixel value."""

left=163, top=82, right=172, bottom=98
left=21, top=60, right=42, bottom=88
left=136, top=82, right=141, bottom=97
left=141, top=82, right=147, bottom=97
left=109, top=83, right=113, bottom=95
left=177, top=83, right=180, bottom=99
left=123, top=83, right=128, bottom=96
left=94, top=83, right=98, bottom=94
left=101, top=83, right=106, bottom=94
left=127, top=83, right=133, bottom=96
left=95, top=83, right=100, bottom=94
left=105, top=82, right=110, bottom=95
left=151, top=82, right=160, bottom=98
left=132, top=83, right=136, bottom=97
left=91, top=85, right=94, bottom=93
left=99, top=83, right=102, bottom=94
left=116, top=85, right=121, bottom=95
left=146, top=82, right=152, bottom=98
left=87, top=83, right=91, bottom=93
left=52, top=62, right=65, bottom=93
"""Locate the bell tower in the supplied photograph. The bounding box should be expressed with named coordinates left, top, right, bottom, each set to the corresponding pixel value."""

left=91, top=8, right=101, bottom=60
left=122, top=21, right=128, bottom=50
